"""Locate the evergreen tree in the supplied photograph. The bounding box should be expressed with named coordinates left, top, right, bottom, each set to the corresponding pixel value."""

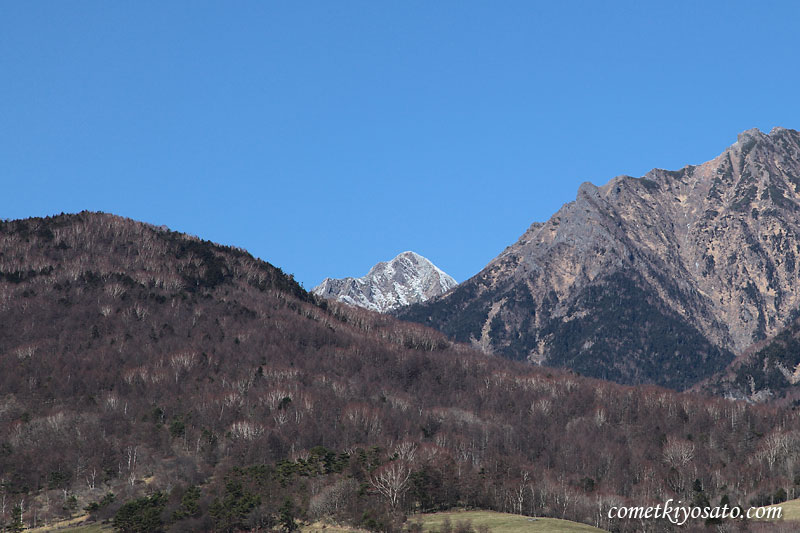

left=279, top=499, right=298, bottom=532
left=113, top=492, right=166, bottom=533
left=8, top=505, right=24, bottom=533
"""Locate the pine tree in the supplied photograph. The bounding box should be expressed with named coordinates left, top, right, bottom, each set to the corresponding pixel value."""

left=279, top=499, right=298, bottom=532
left=8, top=504, right=24, bottom=533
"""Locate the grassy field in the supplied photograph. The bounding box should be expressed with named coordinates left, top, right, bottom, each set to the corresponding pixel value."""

left=763, top=497, right=800, bottom=521
left=414, top=510, right=605, bottom=533
left=38, top=526, right=110, bottom=533
left=303, top=522, right=372, bottom=533
left=28, top=520, right=111, bottom=533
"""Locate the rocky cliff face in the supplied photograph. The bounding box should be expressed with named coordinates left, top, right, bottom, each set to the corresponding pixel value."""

left=398, top=127, right=800, bottom=390
left=313, top=251, right=457, bottom=312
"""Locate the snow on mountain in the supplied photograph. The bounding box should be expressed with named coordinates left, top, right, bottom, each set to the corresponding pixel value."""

left=312, top=251, right=457, bottom=313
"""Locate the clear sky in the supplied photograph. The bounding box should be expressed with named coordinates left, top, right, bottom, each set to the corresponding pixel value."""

left=2, top=2, right=799, bottom=288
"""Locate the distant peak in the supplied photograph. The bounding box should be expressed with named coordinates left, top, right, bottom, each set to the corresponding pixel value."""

left=312, top=251, right=457, bottom=312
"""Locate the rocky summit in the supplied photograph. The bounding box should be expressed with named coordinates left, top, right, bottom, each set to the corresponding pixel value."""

left=398, top=127, right=800, bottom=390
left=312, top=251, right=457, bottom=313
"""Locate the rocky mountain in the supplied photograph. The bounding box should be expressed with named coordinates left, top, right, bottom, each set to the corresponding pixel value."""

left=398, top=127, right=800, bottom=390
left=312, top=251, right=457, bottom=312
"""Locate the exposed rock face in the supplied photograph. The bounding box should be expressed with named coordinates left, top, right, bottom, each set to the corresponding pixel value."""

left=398, top=127, right=800, bottom=390
left=313, top=251, right=457, bottom=313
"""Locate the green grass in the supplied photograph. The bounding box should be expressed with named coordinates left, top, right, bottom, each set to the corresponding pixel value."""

left=414, top=510, right=606, bottom=533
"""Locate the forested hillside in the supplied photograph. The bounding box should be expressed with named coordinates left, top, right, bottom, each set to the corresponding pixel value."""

left=703, top=311, right=800, bottom=402
left=0, top=213, right=798, bottom=532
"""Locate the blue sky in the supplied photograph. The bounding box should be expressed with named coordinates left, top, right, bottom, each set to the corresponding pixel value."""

left=2, top=2, right=799, bottom=288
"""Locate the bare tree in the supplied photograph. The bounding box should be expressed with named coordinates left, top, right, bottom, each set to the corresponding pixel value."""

left=758, top=431, right=792, bottom=471
left=369, top=461, right=411, bottom=512
left=513, top=471, right=531, bottom=515
left=86, top=467, right=97, bottom=490
left=662, top=437, right=694, bottom=469
left=308, top=479, right=359, bottom=519
left=1, top=479, right=6, bottom=531
left=126, top=446, right=138, bottom=486
left=394, top=441, right=417, bottom=463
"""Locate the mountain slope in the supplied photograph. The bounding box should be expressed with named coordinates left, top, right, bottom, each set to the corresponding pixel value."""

left=1, top=212, right=799, bottom=532
left=702, top=311, right=800, bottom=402
left=398, top=127, right=800, bottom=390
left=312, top=251, right=457, bottom=312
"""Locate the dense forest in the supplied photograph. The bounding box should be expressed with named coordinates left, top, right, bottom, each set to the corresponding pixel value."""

left=703, top=312, right=800, bottom=403
left=1, top=213, right=799, bottom=532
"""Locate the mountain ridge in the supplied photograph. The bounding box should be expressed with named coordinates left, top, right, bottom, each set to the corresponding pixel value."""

left=398, top=127, right=800, bottom=390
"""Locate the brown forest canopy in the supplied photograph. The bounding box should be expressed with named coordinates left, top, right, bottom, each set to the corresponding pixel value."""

left=0, top=212, right=796, bottom=532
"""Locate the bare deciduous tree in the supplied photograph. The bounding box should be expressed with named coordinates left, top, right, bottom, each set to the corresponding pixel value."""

left=662, top=437, right=694, bottom=469
left=369, top=461, right=411, bottom=512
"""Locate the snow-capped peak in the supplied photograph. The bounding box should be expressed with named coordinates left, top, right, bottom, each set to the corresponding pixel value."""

left=312, top=251, right=457, bottom=313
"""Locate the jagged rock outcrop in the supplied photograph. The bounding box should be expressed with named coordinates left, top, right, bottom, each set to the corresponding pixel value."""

left=313, top=251, right=457, bottom=312
left=398, top=127, right=800, bottom=390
